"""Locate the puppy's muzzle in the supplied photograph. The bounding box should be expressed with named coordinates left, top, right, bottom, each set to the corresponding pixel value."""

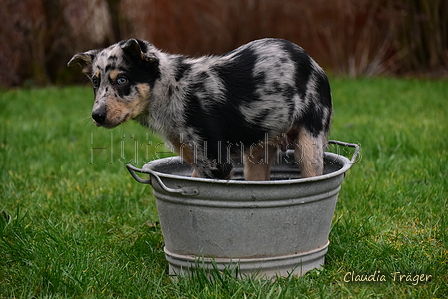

left=92, top=106, right=107, bottom=126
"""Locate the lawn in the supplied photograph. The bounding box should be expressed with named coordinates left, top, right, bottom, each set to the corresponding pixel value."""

left=0, top=78, right=447, bottom=298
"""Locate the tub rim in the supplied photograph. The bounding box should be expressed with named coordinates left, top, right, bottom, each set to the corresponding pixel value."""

left=126, top=140, right=360, bottom=193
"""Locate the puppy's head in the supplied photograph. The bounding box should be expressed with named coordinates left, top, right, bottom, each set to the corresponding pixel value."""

left=68, top=39, right=160, bottom=128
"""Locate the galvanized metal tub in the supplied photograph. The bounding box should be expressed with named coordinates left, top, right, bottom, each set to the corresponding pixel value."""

left=127, top=140, right=359, bottom=278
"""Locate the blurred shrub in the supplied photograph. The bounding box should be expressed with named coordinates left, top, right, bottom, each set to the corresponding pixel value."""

left=386, top=0, right=448, bottom=75
left=0, top=0, right=113, bottom=87
left=0, top=0, right=446, bottom=88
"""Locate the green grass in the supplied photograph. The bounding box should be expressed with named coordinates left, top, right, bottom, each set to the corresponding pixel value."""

left=1, top=78, right=447, bottom=298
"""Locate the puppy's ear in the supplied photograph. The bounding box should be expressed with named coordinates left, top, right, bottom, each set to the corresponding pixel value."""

left=67, top=49, right=99, bottom=75
left=121, top=39, right=158, bottom=65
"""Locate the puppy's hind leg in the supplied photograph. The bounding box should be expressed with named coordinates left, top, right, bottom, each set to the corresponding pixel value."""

left=244, top=144, right=277, bottom=181
left=294, top=128, right=326, bottom=178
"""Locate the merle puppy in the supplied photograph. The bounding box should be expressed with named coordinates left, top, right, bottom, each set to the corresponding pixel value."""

left=68, top=38, right=332, bottom=180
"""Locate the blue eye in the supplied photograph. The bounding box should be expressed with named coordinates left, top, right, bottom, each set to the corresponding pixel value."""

left=117, top=77, right=128, bottom=85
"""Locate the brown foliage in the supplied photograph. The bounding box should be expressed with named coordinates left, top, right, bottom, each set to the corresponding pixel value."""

left=0, top=0, right=446, bottom=87
left=118, top=0, right=447, bottom=76
left=113, top=0, right=399, bottom=76
left=1, top=0, right=113, bottom=87
left=386, top=0, right=448, bottom=74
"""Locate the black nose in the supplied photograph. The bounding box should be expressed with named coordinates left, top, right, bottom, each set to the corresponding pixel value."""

left=92, top=107, right=107, bottom=124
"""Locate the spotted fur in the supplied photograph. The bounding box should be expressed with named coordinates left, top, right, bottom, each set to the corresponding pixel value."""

left=68, top=38, right=333, bottom=180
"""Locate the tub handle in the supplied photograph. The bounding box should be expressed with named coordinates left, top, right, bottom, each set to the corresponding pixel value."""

left=126, top=164, right=199, bottom=196
left=328, top=140, right=360, bottom=164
